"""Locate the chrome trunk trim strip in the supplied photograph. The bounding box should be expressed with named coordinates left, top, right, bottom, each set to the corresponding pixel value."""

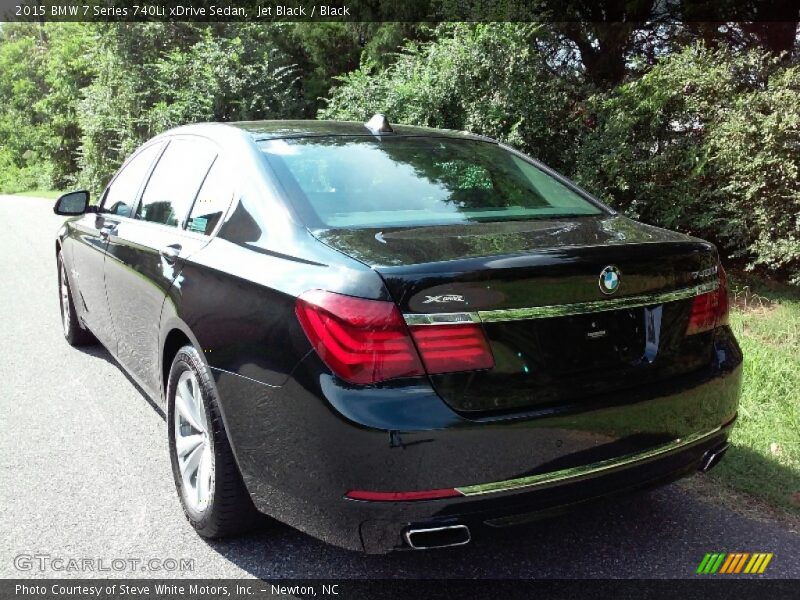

left=403, top=281, right=718, bottom=325
left=403, top=312, right=482, bottom=326
left=455, top=426, right=723, bottom=496
left=476, top=281, right=719, bottom=322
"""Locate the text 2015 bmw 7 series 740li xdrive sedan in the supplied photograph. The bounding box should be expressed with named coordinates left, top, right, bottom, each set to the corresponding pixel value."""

left=53, top=115, right=742, bottom=553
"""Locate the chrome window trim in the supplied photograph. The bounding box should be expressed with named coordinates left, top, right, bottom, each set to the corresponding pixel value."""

left=403, top=280, right=718, bottom=325
left=456, top=426, right=722, bottom=496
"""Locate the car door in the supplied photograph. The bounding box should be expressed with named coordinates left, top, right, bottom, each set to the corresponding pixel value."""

left=69, top=142, right=164, bottom=350
left=103, top=136, right=218, bottom=396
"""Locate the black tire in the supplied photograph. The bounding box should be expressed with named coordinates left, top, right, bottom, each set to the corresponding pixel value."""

left=167, top=344, right=262, bottom=537
left=58, top=251, right=96, bottom=346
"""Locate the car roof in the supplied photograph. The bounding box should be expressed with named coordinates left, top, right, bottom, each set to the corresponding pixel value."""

left=162, top=119, right=497, bottom=143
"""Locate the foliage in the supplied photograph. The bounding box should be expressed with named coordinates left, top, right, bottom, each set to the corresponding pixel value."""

left=0, top=21, right=798, bottom=280
left=575, top=46, right=800, bottom=281
left=0, top=23, right=96, bottom=192
left=0, top=22, right=424, bottom=194
left=321, top=23, right=585, bottom=172
left=0, top=24, right=51, bottom=192
left=708, top=66, right=800, bottom=280
left=76, top=23, right=305, bottom=193
left=323, top=30, right=799, bottom=280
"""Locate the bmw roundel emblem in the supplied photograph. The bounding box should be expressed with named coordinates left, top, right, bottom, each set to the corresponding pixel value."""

left=599, top=265, right=621, bottom=295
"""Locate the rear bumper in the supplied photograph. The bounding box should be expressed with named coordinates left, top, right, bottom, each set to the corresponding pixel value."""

left=212, top=328, right=742, bottom=553
left=358, top=427, right=732, bottom=552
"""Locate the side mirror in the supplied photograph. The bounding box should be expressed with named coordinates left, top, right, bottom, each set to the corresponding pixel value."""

left=53, top=190, right=91, bottom=216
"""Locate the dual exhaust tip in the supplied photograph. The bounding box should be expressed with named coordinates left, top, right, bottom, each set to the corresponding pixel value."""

left=699, top=443, right=729, bottom=473
left=405, top=524, right=471, bottom=550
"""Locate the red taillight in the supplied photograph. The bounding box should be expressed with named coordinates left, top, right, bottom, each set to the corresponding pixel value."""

left=295, top=290, right=425, bottom=384
left=409, top=323, right=495, bottom=373
left=686, top=292, right=717, bottom=334
left=295, top=290, right=494, bottom=384
left=686, top=266, right=730, bottom=336
left=345, top=488, right=462, bottom=502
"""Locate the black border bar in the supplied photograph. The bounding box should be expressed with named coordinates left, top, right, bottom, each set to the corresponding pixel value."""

left=2, top=0, right=800, bottom=23
left=2, top=579, right=799, bottom=600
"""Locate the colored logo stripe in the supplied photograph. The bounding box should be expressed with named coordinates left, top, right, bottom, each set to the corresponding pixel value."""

left=744, top=553, right=773, bottom=574
left=719, top=553, right=736, bottom=573
left=697, top=553, right=725, bottom=574
left=720, top=553, right=749, bottom=573
left=697, top=553, right=773, bottom=574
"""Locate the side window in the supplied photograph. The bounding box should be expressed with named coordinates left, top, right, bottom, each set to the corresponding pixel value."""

left=187, top=159, right=234, bottom=235
left=102, top=143, right=162, bottom=217
left=135, top=138, right=216, bottom=227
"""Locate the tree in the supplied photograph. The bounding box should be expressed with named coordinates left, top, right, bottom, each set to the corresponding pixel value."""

left=321, top=24, right=585, bottom=171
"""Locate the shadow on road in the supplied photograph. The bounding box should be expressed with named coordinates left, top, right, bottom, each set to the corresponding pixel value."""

left=75, top=342, right=166, bottom=419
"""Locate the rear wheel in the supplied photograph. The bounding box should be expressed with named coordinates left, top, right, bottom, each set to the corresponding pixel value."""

left=58, top=251, right=96, bottom=346
left=167, top=344, right=261, bottom=537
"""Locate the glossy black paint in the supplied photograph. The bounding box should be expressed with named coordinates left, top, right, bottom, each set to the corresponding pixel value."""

left=321, top=217, right=723, bottom=413
left=55, top=120, right=742, bottom=553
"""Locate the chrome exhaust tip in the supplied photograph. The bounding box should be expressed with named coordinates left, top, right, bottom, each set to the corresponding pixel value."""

left=699, top=443, right=729, bottom=473
left=404, top=524, right=471, bottom=550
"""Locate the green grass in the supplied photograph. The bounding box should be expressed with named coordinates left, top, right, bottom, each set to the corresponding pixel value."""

left=707, top=275, right=800, bottom=515
left=8, top=189, right=62, bottom=199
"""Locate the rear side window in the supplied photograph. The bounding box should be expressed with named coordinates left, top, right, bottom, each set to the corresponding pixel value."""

left=260, top=137, right=604, bottom=229
left=102, top=143, right=162, bottom=217
left=186, top=159, right=234, bottom=235
left=136, top=138, right=216, bottom=227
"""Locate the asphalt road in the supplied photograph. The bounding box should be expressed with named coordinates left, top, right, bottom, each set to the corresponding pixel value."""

left=1, top=194, right=798, bottom=580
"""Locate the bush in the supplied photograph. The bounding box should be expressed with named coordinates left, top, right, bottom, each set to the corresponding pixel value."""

left=324, top=35, right=800, bottom=280
left=76, top=24, right=303, bottom=193
left=0, top=26, right=49, bottom=192
left=0, top=23, right=94, bottom=193
left=708, top=66, right=800, bottom=281
left=320, top=23, right=585, bottom=172
left=2, top=24, right=798, bottom=282
left=575, top=46, right=800, bottom=281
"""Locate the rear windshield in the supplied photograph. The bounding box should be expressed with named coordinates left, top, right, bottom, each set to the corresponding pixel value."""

left=259, top=136, right=603, bottom=229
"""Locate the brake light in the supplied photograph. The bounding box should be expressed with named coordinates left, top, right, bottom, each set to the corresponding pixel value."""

left=686, top=266, right=730, bottom=335
left=409, top=324, right=495, bottom=373
left=295, top=290, right=495, bottom=384
left=295, top=290, right=424, bottom=384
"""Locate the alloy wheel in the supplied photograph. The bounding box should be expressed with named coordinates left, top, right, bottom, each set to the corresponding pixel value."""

left=174, top=370, right=213, bottom=512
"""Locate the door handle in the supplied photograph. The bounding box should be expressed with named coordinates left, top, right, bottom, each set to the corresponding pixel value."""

left=99, top=225, right=116, bottom=239
left=159, top=243, right=182, bottom=264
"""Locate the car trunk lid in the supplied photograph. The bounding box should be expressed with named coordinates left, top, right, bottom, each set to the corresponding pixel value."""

left=313, top=216, right=721, bottom=413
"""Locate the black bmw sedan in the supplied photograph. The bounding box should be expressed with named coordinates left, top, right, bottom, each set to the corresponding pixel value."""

left=54, top=115, right=742, bottom=553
